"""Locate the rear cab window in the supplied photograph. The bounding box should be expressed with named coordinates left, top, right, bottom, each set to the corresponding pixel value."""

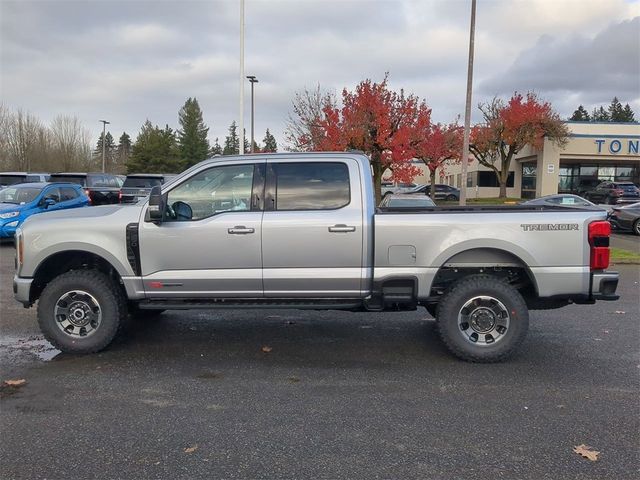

left=124, top=177, right=163, bottom=188
left=271, top=162, right=350, bottom=211
left=50, top=175, right=86, bottom=187
left=0, top=175, right=27, bottom=185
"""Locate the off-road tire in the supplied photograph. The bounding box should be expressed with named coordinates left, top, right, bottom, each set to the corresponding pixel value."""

left=435, top=275, right=529, bottom=363
left=38, top=270, right=127, bottom=354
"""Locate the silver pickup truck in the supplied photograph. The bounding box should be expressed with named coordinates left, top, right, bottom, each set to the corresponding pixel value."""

left=13, top=153, right=619, bottom=361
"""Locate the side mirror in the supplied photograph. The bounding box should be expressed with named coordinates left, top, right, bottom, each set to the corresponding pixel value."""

left=43, top=198, right=56, bottom=208
left=147, top=185, right=165, bottom=222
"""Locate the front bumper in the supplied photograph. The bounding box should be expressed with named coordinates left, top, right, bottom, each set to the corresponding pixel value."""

left=0, top=221, right=19, bottom=238
left=13, top=275, right=33, bottom=306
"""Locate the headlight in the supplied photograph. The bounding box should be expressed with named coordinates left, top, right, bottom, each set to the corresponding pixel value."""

left=5, top=221, right=19, bottom=227
left=0, top=211, right=19, bottom=219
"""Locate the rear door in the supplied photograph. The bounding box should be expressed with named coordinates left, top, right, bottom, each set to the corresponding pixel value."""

left=261, top=158, right=364, bottom=298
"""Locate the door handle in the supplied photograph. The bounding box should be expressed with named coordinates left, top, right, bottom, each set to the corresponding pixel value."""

left=228, top=226, right=255, bottom=234
left=328, top=224, right=356, bottom=233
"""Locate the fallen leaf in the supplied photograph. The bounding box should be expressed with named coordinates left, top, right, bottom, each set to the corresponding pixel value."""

left=573, top=444, right=599, bottom=461
left=184, top=445, right=198, bottom=454
left=614, top=311, right=626, bottom=314
left=4, top=379, right=26, bottom=387
left=261, top=346, right=272, bottom=353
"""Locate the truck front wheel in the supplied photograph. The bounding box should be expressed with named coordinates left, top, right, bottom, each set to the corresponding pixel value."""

left=435, top=275, right=529, bottom=362
left=37, top=270, right=126, bottom=354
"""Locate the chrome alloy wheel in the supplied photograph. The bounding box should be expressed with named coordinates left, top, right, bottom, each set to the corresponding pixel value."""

left=458, top=295, right=510, bottom=346
left=54, top=290, right=102, bottom=338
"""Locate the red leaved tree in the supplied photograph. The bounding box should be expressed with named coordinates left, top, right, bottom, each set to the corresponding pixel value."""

left=287, top=75, right=423, bottom=203
left=413, top=114, right=463, bottom=196
left=470, top=92, right=569, bottom=198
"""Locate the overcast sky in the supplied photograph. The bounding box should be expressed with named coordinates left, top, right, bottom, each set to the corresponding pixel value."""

left=1, top=0, right=639, bottom=149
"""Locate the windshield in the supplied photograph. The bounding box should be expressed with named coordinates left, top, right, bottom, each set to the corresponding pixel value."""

left=0, top=186, right=42, bottom=204
left=123, top=177, right=163, bottom=188
left=622, top=202, right=640, bottom=209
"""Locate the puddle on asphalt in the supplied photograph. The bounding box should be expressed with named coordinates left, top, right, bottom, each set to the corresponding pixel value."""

left=0, top=335, right=61, bottom=362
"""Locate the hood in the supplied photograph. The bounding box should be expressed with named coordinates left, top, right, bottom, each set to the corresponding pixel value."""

left=0, top=202, right=26, bottom=213
left=34, top=204, right=124, bottom=220
left=20, top=204, right=144, bottom=232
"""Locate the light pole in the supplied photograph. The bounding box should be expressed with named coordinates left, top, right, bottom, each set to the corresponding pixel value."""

left=99, top=119, right=110, bottom=173
left=239, top=0, right=245, bottom=154
left=246, top=75, right=258, bottom=153
left=459, top=0, right=476, bottom=206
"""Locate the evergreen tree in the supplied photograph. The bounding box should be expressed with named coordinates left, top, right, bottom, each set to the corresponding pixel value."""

left=223, top=121, right=240, bottom=155
left=116, top=132, right=132, bottom=171
left=569, top=105, right=590, bottom=122
left=127, top=120, right=182, bottom=173
left=621, top=104, right=636, bottom=122
left=243, top=129, right=250, bottom=154
left=608, top=97, right=626, bottom=122
left=591, top=106, right=610, bottom=122
left=93, top=131, right=116, bottom=171
left=262, top=128, right=278, bottom=152
left=177, top=97, right=210, bottom=168
left=211, top=137, right=222, bottom=155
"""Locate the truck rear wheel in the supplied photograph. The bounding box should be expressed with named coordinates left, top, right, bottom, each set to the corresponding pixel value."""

left=37, top=270, right=126, bottom=354
left=435, top=275, right=528, bottom=362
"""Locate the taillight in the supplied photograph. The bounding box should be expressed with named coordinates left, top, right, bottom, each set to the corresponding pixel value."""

left=613, top=189, right=624, bottom=196
left=588, top=220, right=610, bottom=270
left=118, top=191, right=123, bottom=203
left=85, top=189, right=92, bottom=205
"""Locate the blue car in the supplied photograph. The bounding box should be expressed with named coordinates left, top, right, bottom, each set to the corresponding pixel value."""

left=0, top=182, right=89, bottom=238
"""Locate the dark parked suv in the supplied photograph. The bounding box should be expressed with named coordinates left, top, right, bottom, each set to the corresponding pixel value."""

left=0, top=172, right=50, bottom=188
left=584, top=181, right=640, bottom=205
left=408, top=183, right=460, bottom=201
left=48, top=173, right=121, bottom=205
left=119, top=173, right=175, bottom=203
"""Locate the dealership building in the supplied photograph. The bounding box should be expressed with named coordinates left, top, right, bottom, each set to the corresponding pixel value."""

left=427, top=122, right=640, bottom=199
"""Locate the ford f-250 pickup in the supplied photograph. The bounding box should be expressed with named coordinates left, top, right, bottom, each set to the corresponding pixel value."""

left=13, top=152, right=620, bottom=362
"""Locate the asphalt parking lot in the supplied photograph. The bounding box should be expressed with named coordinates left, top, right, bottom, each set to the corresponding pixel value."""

left=0, top=241, right=638, bottom=479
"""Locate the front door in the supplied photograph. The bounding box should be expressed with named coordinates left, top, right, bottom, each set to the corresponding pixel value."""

left=138, top=162, right=265, bottom=298
left=261, top=159, right=364, bottom=298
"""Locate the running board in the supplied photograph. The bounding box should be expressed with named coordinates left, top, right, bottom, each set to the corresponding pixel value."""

left=137, top=298, right=363, bottom=311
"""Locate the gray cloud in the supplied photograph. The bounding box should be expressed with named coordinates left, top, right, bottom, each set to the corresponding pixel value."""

left=480, top=17, right=640, bottom=113
left=1, top=0, right=638, bottom=151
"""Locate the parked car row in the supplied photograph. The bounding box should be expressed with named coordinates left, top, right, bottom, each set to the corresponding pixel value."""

left=1, top=172, right=176, bottom=204
left=581, top=181, right=640, bottom=205
left=0, top=172, right=176, bottom=238
left=0, top=182, right=89, bottom=238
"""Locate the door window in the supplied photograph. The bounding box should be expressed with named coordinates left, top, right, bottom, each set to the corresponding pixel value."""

left=165, top=164, right=255, bottom=221
left=271, top=162, right=350, bottom=211
left=60, top=187, right=79, bottom=202
left=43, top=187, right=61, bottom=202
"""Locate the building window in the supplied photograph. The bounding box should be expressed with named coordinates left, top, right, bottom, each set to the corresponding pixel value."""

left=477, top=171, right=514, bottom=188
left=521, top=165, right=537, bottom=199
left=560, top=162, right=639, bottom=194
